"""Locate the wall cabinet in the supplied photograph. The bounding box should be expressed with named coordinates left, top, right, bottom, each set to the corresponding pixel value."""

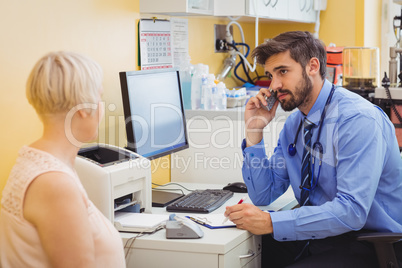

left=140, top=0, right=318, bottom=23
left=140, top=0, right=214, bottom=16
left=212, top=0, right=251, bottom=17
left=263, top=0, right=289, bottom=21
left=214, top=0, right=289, bottom=21
left=288, top=0, right=317, bottom=23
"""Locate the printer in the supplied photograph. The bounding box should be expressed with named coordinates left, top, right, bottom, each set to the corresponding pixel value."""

left=74, top=143, right=152, bottom=226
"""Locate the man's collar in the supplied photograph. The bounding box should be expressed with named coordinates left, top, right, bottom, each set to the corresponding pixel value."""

left=299, top=79, right=332, bottom=126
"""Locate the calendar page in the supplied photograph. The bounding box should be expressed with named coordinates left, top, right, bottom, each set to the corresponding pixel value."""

left=139, top=19, right=173, bottom=70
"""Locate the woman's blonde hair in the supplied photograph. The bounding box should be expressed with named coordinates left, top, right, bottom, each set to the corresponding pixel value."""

left=26, top=51, right=103, bottom=115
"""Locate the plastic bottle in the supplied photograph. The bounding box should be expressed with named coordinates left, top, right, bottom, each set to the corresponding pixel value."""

left=215, top=82, right=227, bottom=110
left=210, top=79, right=218, bottom=110
left=179, top=57, right=193, bottom=110
left=191, top=64, right=209, bottom=109
left=200, top=75, right=209, bottom=109
left=203, top=74, right=216, bottom=110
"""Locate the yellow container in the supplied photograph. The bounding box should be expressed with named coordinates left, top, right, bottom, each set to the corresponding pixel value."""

left=342, top=47, right=380, bottom=90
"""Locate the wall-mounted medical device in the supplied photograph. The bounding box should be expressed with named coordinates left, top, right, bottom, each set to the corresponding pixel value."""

left=74, top=144, right=152, bottom=225
left=375, top=47, right=402, bottom=149
left=375, top=2, right=402, bottom=148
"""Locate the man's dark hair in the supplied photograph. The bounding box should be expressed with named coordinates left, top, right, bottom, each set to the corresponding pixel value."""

left=251, top=31, right=327, bottom=79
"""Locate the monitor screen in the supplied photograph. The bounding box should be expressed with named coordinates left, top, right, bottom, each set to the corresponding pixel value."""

left=119, top=69, right=189, bottom=160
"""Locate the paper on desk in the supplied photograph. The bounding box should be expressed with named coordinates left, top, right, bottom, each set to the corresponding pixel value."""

left=186, top=214, right=236, bottom=229
left=114, top=212, right=169, bottom=233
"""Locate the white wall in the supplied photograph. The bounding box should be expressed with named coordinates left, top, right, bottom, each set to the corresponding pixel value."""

left=365, top=0, right=382, bottom=48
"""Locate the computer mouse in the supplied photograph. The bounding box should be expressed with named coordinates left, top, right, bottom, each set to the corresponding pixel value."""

left=223, top=182, right=248, bottom=193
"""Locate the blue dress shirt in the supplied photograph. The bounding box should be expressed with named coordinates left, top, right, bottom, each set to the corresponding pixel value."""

left=242, top=79, right=402, bottom=241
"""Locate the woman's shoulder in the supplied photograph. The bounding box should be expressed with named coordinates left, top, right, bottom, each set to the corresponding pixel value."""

left=1, top=146, right=80, bottom=217
left=23, top=171, right=86, bottom=222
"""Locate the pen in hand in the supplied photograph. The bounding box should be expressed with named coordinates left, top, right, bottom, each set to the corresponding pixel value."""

left=222, top=196, right=248, bottom=224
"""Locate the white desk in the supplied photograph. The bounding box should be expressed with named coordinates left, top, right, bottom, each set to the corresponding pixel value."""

left=121, top=183, right=297, bottom=268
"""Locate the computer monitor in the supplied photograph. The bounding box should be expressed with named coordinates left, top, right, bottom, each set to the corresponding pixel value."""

left=119, top=68, right=189, bottom=160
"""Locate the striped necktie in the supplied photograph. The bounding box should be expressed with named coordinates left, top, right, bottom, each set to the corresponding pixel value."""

left=300, top=119, right=314, bottom=206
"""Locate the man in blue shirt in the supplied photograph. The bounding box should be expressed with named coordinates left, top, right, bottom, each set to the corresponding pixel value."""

left=223, top=31, right=402, bottom=267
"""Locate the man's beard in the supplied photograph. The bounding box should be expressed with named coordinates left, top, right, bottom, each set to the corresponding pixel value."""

left=279, top=69, right=313, bottom=112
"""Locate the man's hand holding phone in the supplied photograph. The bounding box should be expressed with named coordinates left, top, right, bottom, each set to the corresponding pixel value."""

left=244, top=88, right=279, bottom=147
left=265, top=90, right=278, bottom=111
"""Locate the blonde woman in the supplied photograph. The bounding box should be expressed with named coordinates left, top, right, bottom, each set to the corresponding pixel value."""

left=0, top=52, right=125, bottom=267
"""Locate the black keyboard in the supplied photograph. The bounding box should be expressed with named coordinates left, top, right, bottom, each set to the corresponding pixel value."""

left=166, top=189, right=234, bottom=213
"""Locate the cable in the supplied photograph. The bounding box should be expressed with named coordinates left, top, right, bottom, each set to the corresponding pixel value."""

left=234, top=61, right=248, bottom=84
left=124, top=224, right=165, bottom=260
left=124, top=232, right=143, bottom=259
left=238, top=56, right=254, bottom=84
left=228, top=16, right=241, bottom=21
left=393, top=7, right=402, bottom=46
left=252, top=69, right=270, bottom=81
left=313, top=10, right=321, bottom=39
left=228, top=43, right=254, bottom=84
left=152, top=182, right=194, bottom=192
left=152, top=188, right=185, bottom=195
left=383, top=72, right=402, bottom=125
left=254, top=1, right=259, bottom=52
left=226, top=20, right=246, bottom=55
left=234, top=42, right=250, bottom=53
left=253, top=75, right=270, bottom=82
left=234, top=44, right=250, bottom=83
left=235, top=51, right=257, bottom=73
left=385, top=86, right=402, bottom=125
left=225, top=0, right=258, bottom=74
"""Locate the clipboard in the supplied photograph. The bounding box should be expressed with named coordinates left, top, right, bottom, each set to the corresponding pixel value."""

left=186, top=214, right=236, bottom=229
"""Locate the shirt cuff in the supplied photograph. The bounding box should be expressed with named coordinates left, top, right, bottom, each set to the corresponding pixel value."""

left=241, top=138, right=266, bottom=157
left=270, top=210, right=297, bottom=241
left=242, top=138, right=267, bottom=173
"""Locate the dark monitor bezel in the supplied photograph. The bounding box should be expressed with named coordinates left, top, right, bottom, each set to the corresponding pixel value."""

left=119, top=68, right=189, bottom=160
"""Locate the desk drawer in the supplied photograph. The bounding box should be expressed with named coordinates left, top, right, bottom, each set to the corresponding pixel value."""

left=219, top=235, right=261, bottom=268
left=126, top=248, right=218, bottom=268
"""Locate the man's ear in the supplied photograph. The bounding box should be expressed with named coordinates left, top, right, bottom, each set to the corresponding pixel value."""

left=307, top=57, right=320, bottom=76
left=77, top=109, right=89, bottom=119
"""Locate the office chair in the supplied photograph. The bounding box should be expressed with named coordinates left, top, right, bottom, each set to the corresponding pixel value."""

left=356, top=232, right=402, bottom=268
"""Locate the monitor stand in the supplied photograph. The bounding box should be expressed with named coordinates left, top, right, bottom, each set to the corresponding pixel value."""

left=151, top=190, right=184, bottom=207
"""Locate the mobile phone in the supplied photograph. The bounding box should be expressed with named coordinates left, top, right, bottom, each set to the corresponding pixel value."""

left=265, top=91, right=277, bottom=111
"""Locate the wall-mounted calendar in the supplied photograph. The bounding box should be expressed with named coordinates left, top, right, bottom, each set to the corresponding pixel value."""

left=138, top=19, right=173, bottom=70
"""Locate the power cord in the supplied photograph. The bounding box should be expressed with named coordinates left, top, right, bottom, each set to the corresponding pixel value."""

left=234, top=42, right=254, bottom=84
left=227, top=42, right=254, bottom=84
left=124, top=223, right=166, bottom=260
left=152, top=182, right=194, bottom=192
left=151, top=188, right=185, bottom=195
left=383, top=72, right=402, bottom=125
